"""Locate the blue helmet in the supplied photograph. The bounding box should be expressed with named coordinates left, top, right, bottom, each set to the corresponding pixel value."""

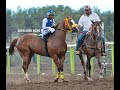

left=47, top=10, right=54, bottom=16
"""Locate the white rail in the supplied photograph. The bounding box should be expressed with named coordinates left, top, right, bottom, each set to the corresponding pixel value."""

left=67, top=42, right=114, bottom=47
left=6, top=42, right=114, bottom=49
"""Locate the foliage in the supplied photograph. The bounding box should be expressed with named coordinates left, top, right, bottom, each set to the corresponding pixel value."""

left=6, top=5, right=114, bottom=43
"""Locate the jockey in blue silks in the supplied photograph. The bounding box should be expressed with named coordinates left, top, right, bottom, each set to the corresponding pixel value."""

left=40, top=10, right=56, bottom=39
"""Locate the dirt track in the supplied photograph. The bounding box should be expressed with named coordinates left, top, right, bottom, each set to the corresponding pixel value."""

left=6, top=48, right=113, bottom=90
left=6, top=74, right=114, bottom=90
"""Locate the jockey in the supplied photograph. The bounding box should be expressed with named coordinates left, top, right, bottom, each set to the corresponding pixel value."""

left=76, top=5, right=106, bottom=56
left=40, top=10, right=56, bottom=39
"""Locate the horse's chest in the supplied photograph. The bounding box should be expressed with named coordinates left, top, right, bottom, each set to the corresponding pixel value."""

left=83, top=45, right=101, bottom=56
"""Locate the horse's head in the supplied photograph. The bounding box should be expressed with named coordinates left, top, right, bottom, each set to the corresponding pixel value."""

left=63, top=16, right=78, bottom=32
left=56, top=16, right=78, bottom=32
left=91, top=21, right=102, bottom=41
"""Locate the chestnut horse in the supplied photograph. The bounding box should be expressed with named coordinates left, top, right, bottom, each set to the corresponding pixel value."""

left=78, top=21, right=104, bottom=81
left=9, top=16, right=78, bottom=83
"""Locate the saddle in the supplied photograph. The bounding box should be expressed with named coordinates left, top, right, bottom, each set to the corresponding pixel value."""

left=80, top=35, right=89, bottom=50
left=80, top=35, right=103, bottom=51
left=39, top=27, right=56, bottom=57
left=43, top=33, right=51, bottom=57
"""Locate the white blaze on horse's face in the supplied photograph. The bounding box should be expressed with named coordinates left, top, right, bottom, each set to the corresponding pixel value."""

left=96, top=25, right=100, bottom=36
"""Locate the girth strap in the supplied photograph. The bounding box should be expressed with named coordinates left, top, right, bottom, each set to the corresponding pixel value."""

left=43, top=35, right=50, bottom=57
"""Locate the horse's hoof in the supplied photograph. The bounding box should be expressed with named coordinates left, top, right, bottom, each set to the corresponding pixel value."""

left=88, top=77, right=93, bottom=81
left=99, top=75, right=103, bottom=79
left=84, top=76, right=88, bottom=81
left=26, top=80, right=32, bottom=83
left=62, top=79, right=68, bottom=82
left=54, top=78, right=59, bottom=82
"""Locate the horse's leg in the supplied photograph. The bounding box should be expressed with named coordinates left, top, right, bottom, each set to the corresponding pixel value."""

left=87, top=56, right=93, bottom=81
left=87, top=58, right=91, bottom=77
left=22, top=56, right=31, bottom=83
left=22, top=52, right=33, bottom=83
left=79, top=53, right=88, bottom=80
left=59, top=55, right=67, bottom=82
left=79, top=54, right=86, bottom=79
left=97, top=57, right=103, bottom=78
left=52, top=55, right=61, bottom=82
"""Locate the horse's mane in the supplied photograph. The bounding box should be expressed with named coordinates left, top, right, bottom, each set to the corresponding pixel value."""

left=84, top=21, right=101, bottom=48
left=91, top=21, right=102, bottom=35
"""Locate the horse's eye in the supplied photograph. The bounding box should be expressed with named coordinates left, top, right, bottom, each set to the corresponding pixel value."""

left=70, top=22, right=73, bottom=25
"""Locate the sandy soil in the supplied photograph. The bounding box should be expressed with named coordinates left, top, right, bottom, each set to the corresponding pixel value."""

left=6, top=74, right=114, bottom=90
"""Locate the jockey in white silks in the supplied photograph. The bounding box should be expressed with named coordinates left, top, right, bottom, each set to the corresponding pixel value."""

left=40, top=10, right=56, bottom=39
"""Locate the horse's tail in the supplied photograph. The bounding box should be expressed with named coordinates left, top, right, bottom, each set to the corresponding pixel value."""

left=9, top=38, right=19, bottom=55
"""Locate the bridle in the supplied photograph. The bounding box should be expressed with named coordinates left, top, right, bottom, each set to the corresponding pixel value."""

left=84, top=22, right=103, bottom=49
left=90, top=23, right=102, bottom=42
left=59, top=17, right=77, bottom=32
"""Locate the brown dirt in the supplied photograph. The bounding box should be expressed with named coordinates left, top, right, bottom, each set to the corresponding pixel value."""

left=6, top=74, right=114, bottom=90
left=6, top=46, right=113, bottom=90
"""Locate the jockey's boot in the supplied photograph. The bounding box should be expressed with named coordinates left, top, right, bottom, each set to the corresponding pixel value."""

left=43, top=35, right=48, bottom=42
left=76, top=51, right=81, bottom=55
left=76, top=45, right=82, bottom=55
left=101, top=46, right=106, bottom=56
left=38, top=34, right=43, bottom=38
left=101, top=51, right=106, bottom=56
left=76, top=47, right=82, bottom=55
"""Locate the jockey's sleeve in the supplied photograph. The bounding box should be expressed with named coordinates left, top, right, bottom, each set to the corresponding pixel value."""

left=89, top=25, right=92, bottom=32
left=52, top=19, right=56, bottom=26
left=42, top=18, right=51, bottom=29
left=78, top=15, right=84, bottom=28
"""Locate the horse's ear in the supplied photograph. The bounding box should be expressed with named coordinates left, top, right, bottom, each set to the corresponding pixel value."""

left=99, top=21, right=102, bottom=26
left=91, top=20, right=94, bottom=24
left=67, top=16, right=72, bottom=20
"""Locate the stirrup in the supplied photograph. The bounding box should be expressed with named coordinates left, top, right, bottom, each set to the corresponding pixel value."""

left=101, top=52, right=106, bottom=56
left=76, top=51, right=81, bottom=55
left=38, top=34, right=43, bottom=38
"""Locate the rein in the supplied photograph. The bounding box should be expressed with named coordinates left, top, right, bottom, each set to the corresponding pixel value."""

left=84, top=26, right=102, bottom=49
left=84, top=35, right=97, bottom=49
left=55, top=17, right=77, bottom=32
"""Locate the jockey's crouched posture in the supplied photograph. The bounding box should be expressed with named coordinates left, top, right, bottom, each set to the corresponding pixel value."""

left=40, top=10, right=56, bottom=39
left=76, top=5, right=106, bottom=56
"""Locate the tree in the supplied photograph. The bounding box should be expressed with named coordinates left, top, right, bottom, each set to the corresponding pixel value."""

left=6, top=5, right=114, bottom=43
left=6, top=9, right=16, bottom=42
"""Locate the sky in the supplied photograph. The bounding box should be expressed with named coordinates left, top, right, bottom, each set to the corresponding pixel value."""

left=6, top=0, right=114, bottom=12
